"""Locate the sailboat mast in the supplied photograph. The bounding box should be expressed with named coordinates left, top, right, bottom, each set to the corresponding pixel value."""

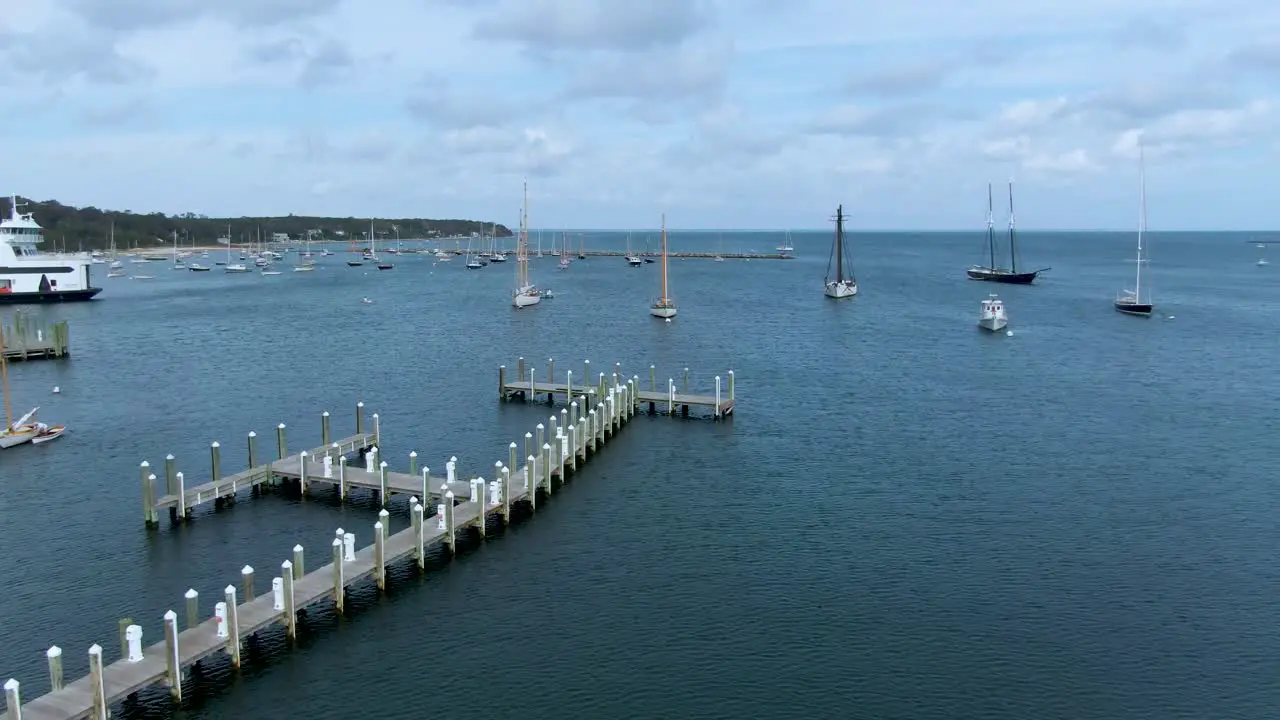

left=986, top=183, right=996, bottom=269
left=661, top=215, right=669, bottom=301
left=1007, top=181, right=1018, bottom=273
left=0, top=326, right=11, bottom=428
left=835, top=205, right=844, bottom=281
left=1136, top=141, right=1146, bottom=300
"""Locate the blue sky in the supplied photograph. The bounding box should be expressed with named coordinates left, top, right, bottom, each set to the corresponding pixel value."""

left=1, top=0, right=1277, bottom=229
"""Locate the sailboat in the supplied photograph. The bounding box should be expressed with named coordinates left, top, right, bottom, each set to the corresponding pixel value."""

left=371, top=220, right=393, bottom=269
left=512, top=181, right=541, bottom=308
left=823, top=205, right=857, bottom=298
left=465, top=237, right=483, bottom=269
left=967, top=182, right=1049, bottom=284
left=650, top=215, right=677, bottom=319
left=1115, top=141, right=1154, bottom=317
left=0, top=328, right=37, bottom=448
left=625, top=232, right=643, bottom=266
left=776, top=231, right=794, bottom=254
left=559, top=232, right=571, bottom=269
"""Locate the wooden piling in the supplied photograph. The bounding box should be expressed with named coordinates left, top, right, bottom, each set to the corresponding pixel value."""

left=331, top=538, right=344, bottom=612
left=542, top=443, right=552, bottom=495
left=210, top=442, right=221, bottom=492
left=46, top=646, right=62, bottom=691
left=498, top=365, right=506, bottom=400
left=224, top=585, right=241, bottom=668
left=409, top=450, right=417, bottom=476
left=161, top=611, right=180, bottom=701
left=292, top=545, right=304, bottom=579
left=164, top=455, right=177, bottom=521
left=184, top=589, right=198, bottom=630
left=526, top=455, right=537, bottom=510
left=141, top=461, right=157, bottom=527
left=246, top=430, right=257, bottom=467
left=443, top=491, right=456, bottom=554
left=412, top=502, right=425, bottom=569
left=241, top=565, right=255, bottom=600
left=276, top=424, right=287, bottom=459
left=517, top=356, right=525, bottom=382
left=509, top=442, right=518, bottom=476
left=117, top=619, right=131, bottom=659
left=321, top=411, right=331, bottom=445
left=501, top=465, right=512, bottom=523
left=2, top=679, right=18, bottom=720
left=88, top=644, right=105, bottom=720
left=281, top=560, right=296, bottom=638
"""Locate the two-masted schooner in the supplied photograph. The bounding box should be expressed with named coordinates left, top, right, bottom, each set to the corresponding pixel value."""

left=824, top=205, right=857, bottom=298
left=512, top=181, right=541, bottom=308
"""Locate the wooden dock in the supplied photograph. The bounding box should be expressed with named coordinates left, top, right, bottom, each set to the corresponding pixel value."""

left=0, top=318, right=70, bottom=362
left=499, top=357, right=734, bottom=418
left=435, top=249, right=791, bottom=260
left=3, top=374, right=653, bottom=720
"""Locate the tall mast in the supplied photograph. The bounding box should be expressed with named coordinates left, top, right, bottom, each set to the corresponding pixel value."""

left=660, top=214, right=669, bottom=301
left=835, top=205, right=844, bottom=281
left=0, top=326, right=11, bottom=429
left=1136, top=140, right=1146, bottom=299
left=986, top=183, right=995, bottom=269
left=1007, top=181, right=1017, bottom=272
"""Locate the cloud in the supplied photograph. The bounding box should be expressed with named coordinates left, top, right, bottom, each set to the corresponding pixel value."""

left=473, top=0, right=712, bottom=53
left=60, top=0, right=342, bottom=31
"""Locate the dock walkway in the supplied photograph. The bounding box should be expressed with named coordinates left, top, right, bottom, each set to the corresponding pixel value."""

left=3, top=362, right=740, bottom=720
left=498, top=357, right=734, bottom=418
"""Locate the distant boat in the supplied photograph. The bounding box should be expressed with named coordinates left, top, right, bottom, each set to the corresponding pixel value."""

left=347, top=259, right=363, bottom=267
left=776, top=231, right=794, bottom=254
left=512, top=181, right=541, bottom=308
left=261, top=268, right=283, bottom=276
left=224, top=263, right=249, bottom=273
left=188, top=263, right=210, bottom=271
left=292, top=264, right=315, bottom=272
left=31, top=423, right=65, bottom=444
left=823, top=205, right=857, bottom=299
left=376, top=262, right=394, bottom=270
left=1115, top=141, right=1154, bottom=317
left=130, top=275, right=155, bottom=280
left=978, top=294, right=1008, bottom=332
left=967, top=182, right=1048, bottom=284
left=1257, top=258, right=1269, bottom=266
left=649, top=215, right=677, bottom=319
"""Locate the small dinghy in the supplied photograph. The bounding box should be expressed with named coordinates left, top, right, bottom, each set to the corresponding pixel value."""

left=31, top=424, right=65, bottom=444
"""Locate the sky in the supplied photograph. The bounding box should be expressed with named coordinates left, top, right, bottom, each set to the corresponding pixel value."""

left=1, top=0, right=1278, bottom=230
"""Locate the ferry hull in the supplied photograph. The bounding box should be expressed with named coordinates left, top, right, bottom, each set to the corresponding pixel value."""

left=0, top=287, right=101, bottom=304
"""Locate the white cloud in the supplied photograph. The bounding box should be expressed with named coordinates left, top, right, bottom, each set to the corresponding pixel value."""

left=1, top=0, right=1278, bottom=229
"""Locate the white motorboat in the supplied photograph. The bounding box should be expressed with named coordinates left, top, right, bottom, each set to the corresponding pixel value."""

left=978, top=294, right=1008, bottom=332
left=0, top=195, right=102, bottom=303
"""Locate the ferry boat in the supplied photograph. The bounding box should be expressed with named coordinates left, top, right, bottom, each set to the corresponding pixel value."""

left=1, top=196, right=102, bottom=304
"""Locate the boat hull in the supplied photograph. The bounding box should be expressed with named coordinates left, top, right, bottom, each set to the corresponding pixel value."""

left=650, top=305, right=677, bottom=319
left=824, top=280, right=857, bottom=298
left=0, top=287, right=101, bottom=304
left=1114, top=301, right=1153, bottom=316
left=513, top=293, right=541, bottom=308
left=966, top=267, right=1039, bottom=284
left=978, top=317, right=1008, bottom=332
left=0, top=428, right=36, bottom=448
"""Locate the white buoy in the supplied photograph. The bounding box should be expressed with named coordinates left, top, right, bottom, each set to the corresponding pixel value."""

left=1006, top=330, right=1013, bottom=336
left=52, top=386, right=59, bottom=393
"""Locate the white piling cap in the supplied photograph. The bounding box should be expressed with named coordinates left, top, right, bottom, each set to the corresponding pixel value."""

left=140, top=460, right=150, bottom=467
left=543, top=443, right=552, bottom=449
left=528, top=455, right=536, bottom=462
left=509, top=442, right=517, bottom=448
left=357, top=401, right=364, bottom=406
left=224, top=584, right=236, bottom=595
left=211, top=441, right=220, bottom=448
left=536, top=423, right=544, bottom=429
left=378, top=508, right=389, bottom=518
left=46, top=646, right=61, bottom=657
left=300, top=450, right=307, bottom=457
left=323, top=411, right=330, bottom=416
left=89, top=644, right=103, bottom=656
left=494, top=460, right=503, bottom=467
left=241, top=565, right=253, bottom=574
left=336, top=527, right=344, bottom=536
left=380, top=461, right=387, bottom=468
left=282, top=559, right=293, bottom=569
left=163, top=610, right=177, bottom=621
left=340, top=455, right=347, bottom=463
left=450, top=455, right=457, bottom=462
left=248, top=431, right=256, bottom=437
left=372, top=412, right=379, bottom=418
left=373, top=521, right=383, bottom=530
left=369, top=445, right=378, bottom=453
left=278, top=423, right=286, bottom=429
left=293, top=544, right=303, bottom=552
left=148, top=473, right=157, bottom=480
left=332, top=442, right=339, bottom=448
left=4, top=678, right=17, bottom=690
left=185, top=588, right=198, bottom=598
left=332, top=538, right=342, bottom=546
left=166, top=454, right=174, bottom=460
left=525, top=432, right=532, bottom=438
left=409, top=495, right=418, bottom=504
left=409, top=450, right=417, bottom=457
left=176, top=471, right=184, bottom=479
left=571, top=401, right=577, bottom=407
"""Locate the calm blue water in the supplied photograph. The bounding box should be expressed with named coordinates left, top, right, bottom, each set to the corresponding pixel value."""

left=1, top=230, right=1278, bottom=719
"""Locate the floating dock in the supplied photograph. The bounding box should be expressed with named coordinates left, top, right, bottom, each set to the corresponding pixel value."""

left=2, top=363, right=741, bottom=720
left=0, top=318, right=69, bottom=362
left=499, top=357, right=734, bottom=418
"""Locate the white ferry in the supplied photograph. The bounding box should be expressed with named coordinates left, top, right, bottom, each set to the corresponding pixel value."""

left=1, top=195, right=102, bottom=303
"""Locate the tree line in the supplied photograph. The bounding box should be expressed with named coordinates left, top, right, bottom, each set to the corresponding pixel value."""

left=1, top=197, right=513, bottom=251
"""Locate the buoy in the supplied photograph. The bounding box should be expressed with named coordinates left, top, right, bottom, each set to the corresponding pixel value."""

left=1005, top=330, right=1013, bottom=336
left=52, top=386, right=60, bottom=393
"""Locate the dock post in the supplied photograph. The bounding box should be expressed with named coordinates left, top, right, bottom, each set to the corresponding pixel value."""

left=47, top=645, right=62, bottom=691
left=412, top=501, right=425, bottom=569
left=443, top=491, right=456, bottom=554
left=577, top=418, right=587, bottom=458
left=526, top=456, right=537, bottom=510
left=272, top=578, right=283, bottom=610
left=276, top=424, right=287, bottom=459
left=650, top=364, right=656, bottom=391
left=117, top=618, right=131, bottom=658
left=124, top=624, right=142, bottom=662
left=570, top=400, right=578, bottom=428
left=528, top=366, right=536, bottom=402
left=409, top=450, right=417, bottom=476
left=88, top=644, right=106, bottom=720
left=668, top=378, right=675, bottom=415
left=509, top=442, right=518, bottom=476
left=598, top=372, right=606, bottom=399
left=566, top=369, right=573, bottom=398
left=339, top=456, right=347, bottom=499
left=560, top=408, right=569, bottom=437
left=356, top=401, right=364, bottom=435
left=141, top=461, right=157, bottom=527
left=728, top=370, right=734, bottom=401
left=174, top=472, right=186, bottom=520
left=421, top=467, right=429, bottom=504
left=378, top=509, right=389, bottom=544
left=185, top=589, right=198, bottom=629
left=379, top=461, right=388, bottom=504
left=281, top=560, right=296, bottom=638
left=517, top=356, right=525, bottom=383
left=584, top=360, right=590, bottom=389
left=498, top=365, right=506, bottom=400
left=501, top=465, right=512, bottom=522
left=374, top=520, right=386, bottom=590
left=331, top=539, right=344, bottom=612
left=242, top=565, right=255, bottom=600
left=3, top=679, right=18, bottom=720
left=549, top=415, right=558, bottom=442
left=548, top=358, right=554, bottom=384
left=298, top=450, right=309, bottom=495
left=161, top=611, right=180, bottom=701
left=210, top=441, right=222, bottom=491
left=568, top=426, right=577, bottom=471
left=224, top=585, right=241, bottom=667
left=683, top=367, right=690, bottom=394
left=164, top=454, right=178, bottom=522
left=471, top=478, right=486, bottom=537
left=372, top=413, right=380, bottom=446
left=524, top=432, right=533, bottom=467
left=446, top=458, right=456, bottom=484
left=321, top=411, right=331, bottom=445
left=542, top=444, right=552, bottom=494
left=587, top=410, right=596, bottom=451
left=715, top=376, right=722, bottom=419
left=292, top=545, right=304, bottom=579
left=536, top=423, right=544, bottom=454
left=247, top=430, right=257, bottom=471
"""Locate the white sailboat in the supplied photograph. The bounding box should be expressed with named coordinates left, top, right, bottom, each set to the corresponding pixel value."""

left=1115, top=140, right=1154, bottom=317
left=650, top=215, right=677, bottom=319
left=512, top=181, right=541, bottom=308
left=978, top=294, right=1008, bottom=332
left=823, top=205, right=857, bottom=298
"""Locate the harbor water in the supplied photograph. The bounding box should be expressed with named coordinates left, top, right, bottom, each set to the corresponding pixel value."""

left=0, top=231, right=1277, bottom=719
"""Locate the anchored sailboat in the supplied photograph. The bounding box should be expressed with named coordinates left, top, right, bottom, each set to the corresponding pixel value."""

left=823, top=205, right=857, bottom=298
left=1115, top=141, right=1154, bottom=317
left=650, top=215, right=676, bottom=319
left=967, top=181, right=1049, bottom=284
left=512, top=181, right=541, bottom=308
